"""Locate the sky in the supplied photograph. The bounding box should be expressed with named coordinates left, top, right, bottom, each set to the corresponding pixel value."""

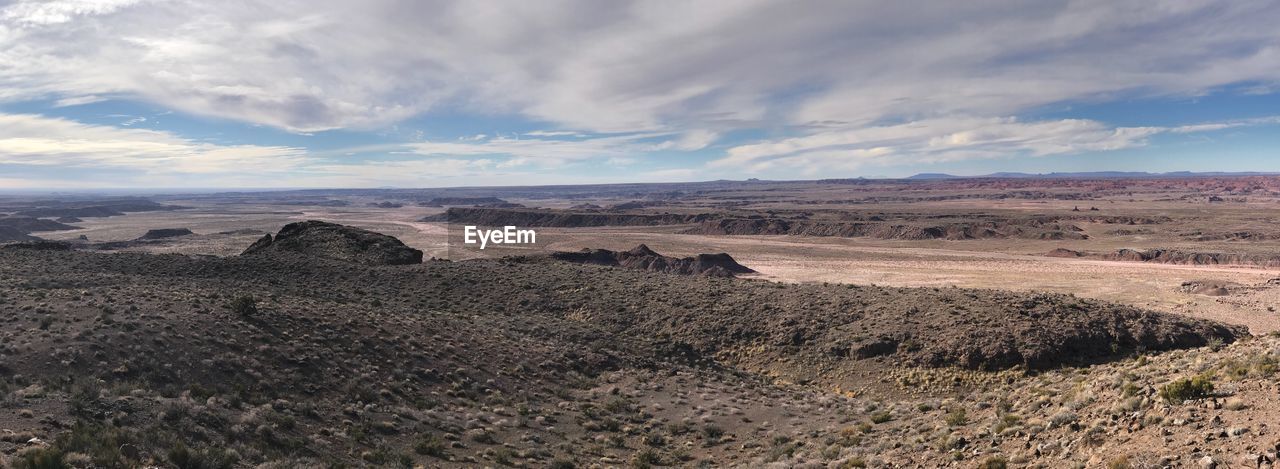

left=1, top=0, right=1280, bottom=189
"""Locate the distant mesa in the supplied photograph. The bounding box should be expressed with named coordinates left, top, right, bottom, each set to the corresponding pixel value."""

left=369, top=201, right=404, bottom=209
left=569, top=203, right=603, bottom=210
left=552, top=244, right=755, bottom=277
left=241, top=220, right=423, bottom=266
left=906, top=173, right=960, bottom=180
left=0, top=216, right=80, bottom=242
left=419, top=197, right=509, bottom=207
left=1046, top=248, right=1084, bottom=258
left=137, top=228, right=194, bottom=240
left=56, top=216, right=83, bottom=223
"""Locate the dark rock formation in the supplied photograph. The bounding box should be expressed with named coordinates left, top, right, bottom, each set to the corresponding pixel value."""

left=552, top=244, right=754, bottom=277
left=0, top=240, right=73, bottom=251
left=419, top=197, right=509, bottom=207
left=426, top=207, right=712, bottom=227
left=687, top=218, right=1088, bottom=241
left=0, top=217, right=79, bottom=242
left=138, top=228, right=194, bottom=240
left=242, top=220, right=423, bottom=265
left=1046, top=248, right=1084, bottom=258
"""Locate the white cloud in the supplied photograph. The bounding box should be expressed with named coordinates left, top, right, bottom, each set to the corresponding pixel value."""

left=0, top=113, right=308, bottom=174
left=712, top=115, right=1280, bottom=173
left=405, top=132, right=676, bottom=167
left=2, top=0, right=1277, bottom=137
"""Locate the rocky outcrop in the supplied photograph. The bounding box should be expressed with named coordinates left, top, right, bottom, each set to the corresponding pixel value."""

left=1046, top=247, right=1280, bottom=268
left=241, top=220, right=423, bottom=265
left=419, top=197, right=509, bottom=207
left=426, top=207, right=712, bottom=227
left=552, top=244, right=754, bottom=277
left=687, top=218, right=1087, bottom=241
left=1046, top=248, right=1084, bottom=258
left=138, top=228, right=194, bottom=240
left=1102, top=249, right=1280, bottom=267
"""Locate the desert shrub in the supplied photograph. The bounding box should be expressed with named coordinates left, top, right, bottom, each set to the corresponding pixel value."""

left=548, top=460, right=576, bottom=469
left=977, top=456, right=1007, bottom=469
left=11, top=447, right=68, bottom=469
left=168, top=443, right=237, bottom=469
left=53, top=422, right=137, bottom=468
left=1159, top=374, right=1214, bottom=403
left=230, top=295, right=257, bottom=317
left=414, top=435, right=446, bottom=458
left=1108, top=455, right=1133, bottom=469
left=841, top=457, right=867, bottom=468
left=632, top=449, right=661, bottom=468
left=944, top=407, right=967, bottom=426
left=702, top=424, right=724, bottom=442
left=870, top=411, right=892, bottom=424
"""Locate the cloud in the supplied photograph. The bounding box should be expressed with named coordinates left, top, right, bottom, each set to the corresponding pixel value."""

left=711, top=116, right=1280, bottom=173
left=404, top=131, right=680, bottom=167
left=2, top=0, right=1278, bottom=137
left=0, top=113, right=308, bottom=174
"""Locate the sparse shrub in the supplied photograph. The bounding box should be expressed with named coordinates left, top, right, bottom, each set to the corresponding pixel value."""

left=1048, top=409, right=1077, bottom=428
left=549, top=460, right=576, bottom=469
left=702, top=424, right=724, bottom=442
left=944, top=407, right=967, bottom=426
left=977, top=456, right=1007, bottom=469
left=841, top=457, right=867, bottom=468
left=1108, top=455, right=1133, bottom=469
left=1159, top=373, right=1214, bottom=403
left=414, top=435, right=446, bottom=458
left=632, top=449, right=661, bottom=468
left=993, top=413, right=1021, bottom=433
left=168, top=443, right=237, bottom=469
left=229, top=295, right=257, bottom=318
left=11, top=446, right=67, bottom=469
left=869, top=411, right=892, bottom=424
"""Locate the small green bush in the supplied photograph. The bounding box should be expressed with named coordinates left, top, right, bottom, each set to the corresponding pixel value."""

left=1159, top=373, right=1214, bottom=403
left=168, top=443, right=237, bottom=469
left=12, top=447, right=68, bottom=469
left=230, top=295, right=257, bottom=317
left=944, top=407, right=967, bottom=426
left=870, top=411, right=892, bottom=424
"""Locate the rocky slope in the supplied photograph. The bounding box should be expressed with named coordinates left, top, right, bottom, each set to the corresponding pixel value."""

left=550, top=244, right=755, bottom=277
left=0, top=226, right=1256, bottom=468
left=1048, top=248, right=1280, bottom=268
left=241, top=220, right=423, bottom=265
left=686, top=217, right=1089, bottom=240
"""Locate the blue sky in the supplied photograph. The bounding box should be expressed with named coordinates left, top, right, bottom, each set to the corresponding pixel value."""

left=1, top=0, right=1279, bottom=189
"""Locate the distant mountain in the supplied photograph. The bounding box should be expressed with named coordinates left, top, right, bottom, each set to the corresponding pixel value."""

left=907, top=171, right=1280, bottom=180
left=906, top=173, right=960, bottom=180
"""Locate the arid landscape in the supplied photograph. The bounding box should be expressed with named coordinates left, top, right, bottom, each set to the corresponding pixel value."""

left=1, top=175, right=1279, bottom=467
